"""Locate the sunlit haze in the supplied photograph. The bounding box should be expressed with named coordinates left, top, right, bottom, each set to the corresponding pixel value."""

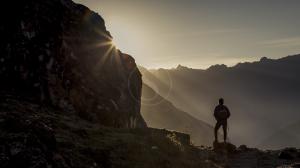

left=74, top=0, right=300, bottom=69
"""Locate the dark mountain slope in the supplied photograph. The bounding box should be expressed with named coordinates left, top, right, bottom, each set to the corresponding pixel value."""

left=0, top=0, right=145, bottom=128
left=259, top=120, right=300, bottom=149
left=141, top=83, right=215, bottom=146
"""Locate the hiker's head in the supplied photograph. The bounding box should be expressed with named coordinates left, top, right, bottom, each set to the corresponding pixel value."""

left=219, top=98, right=224, bottom=105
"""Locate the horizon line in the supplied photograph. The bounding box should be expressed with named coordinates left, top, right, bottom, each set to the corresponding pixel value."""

left=139, top=53, right=300, bottom=70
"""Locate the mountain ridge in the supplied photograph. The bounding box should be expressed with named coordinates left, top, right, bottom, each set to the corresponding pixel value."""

left=148, top=54, right=300, bottom=71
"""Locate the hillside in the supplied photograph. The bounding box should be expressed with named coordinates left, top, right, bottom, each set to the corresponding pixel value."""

left=141, top=83, right=215, bottom=146
left=259, top=120, right=300, bottom=149
left=141, top=55, right=300, bottom=147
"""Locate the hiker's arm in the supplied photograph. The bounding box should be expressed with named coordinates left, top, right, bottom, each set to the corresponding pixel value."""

left=213, top=107, right=217, bottom=118
left=226, top=106, right=231, bottom=118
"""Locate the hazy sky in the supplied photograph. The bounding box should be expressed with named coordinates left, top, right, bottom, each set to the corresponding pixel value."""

left=74, top=0, right=300, bottom=69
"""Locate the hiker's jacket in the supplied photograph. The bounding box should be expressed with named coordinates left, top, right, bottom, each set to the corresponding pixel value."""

left=214, top=105, right=230, bottom=121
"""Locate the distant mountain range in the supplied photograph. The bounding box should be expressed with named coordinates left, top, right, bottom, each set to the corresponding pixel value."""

left=141, top=83, right=215, bottom=146
left=139, top=54, right=300, bottom=148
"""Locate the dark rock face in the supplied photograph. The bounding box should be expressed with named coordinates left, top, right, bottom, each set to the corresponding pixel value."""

left=213, top=141, right=237, bottom=154
left=0, top=0, right=146, bottom=128
left=278, top=148, right=299, bottom=160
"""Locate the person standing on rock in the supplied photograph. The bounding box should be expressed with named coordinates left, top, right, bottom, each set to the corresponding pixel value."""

left=214, top=98, right=231, bottom=143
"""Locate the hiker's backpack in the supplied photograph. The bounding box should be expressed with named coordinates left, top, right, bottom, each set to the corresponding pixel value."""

left=215, top=106, right=229, bottom=120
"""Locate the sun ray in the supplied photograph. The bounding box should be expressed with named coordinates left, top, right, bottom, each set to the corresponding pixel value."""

left=94, top=41, right=114, bottom=48
left=94, top=44, right=114, bottom=70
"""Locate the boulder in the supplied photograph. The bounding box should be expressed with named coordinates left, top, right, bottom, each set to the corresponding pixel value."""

left=278, top=148, right=298, bottom=160
left=213, top=141, right=237, bottom=154
left=238, top=145, right=249, bottom=152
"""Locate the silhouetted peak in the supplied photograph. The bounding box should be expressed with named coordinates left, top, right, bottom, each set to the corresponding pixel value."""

left=176, top=64, right=189, bottom=70
left=207, top=64, right=228, bottom=71
left=260, top=56, right=272, bottom=62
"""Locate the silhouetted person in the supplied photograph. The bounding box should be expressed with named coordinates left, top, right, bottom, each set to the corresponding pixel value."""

left=214, top=98, right=230, bottom=143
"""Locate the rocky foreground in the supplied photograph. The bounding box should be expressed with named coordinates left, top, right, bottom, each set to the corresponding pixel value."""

left=0, top=95, right=198, bottom=168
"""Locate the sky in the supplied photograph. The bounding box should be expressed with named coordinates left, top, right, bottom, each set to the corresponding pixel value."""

left=74, top=0, right=300, bottom=69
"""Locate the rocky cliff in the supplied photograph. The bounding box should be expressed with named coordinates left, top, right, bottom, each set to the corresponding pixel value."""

left=0, top=0, right=146, bottom=128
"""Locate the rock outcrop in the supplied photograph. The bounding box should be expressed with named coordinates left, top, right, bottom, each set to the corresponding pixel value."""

left=0, top=0, right=146, bottom=128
